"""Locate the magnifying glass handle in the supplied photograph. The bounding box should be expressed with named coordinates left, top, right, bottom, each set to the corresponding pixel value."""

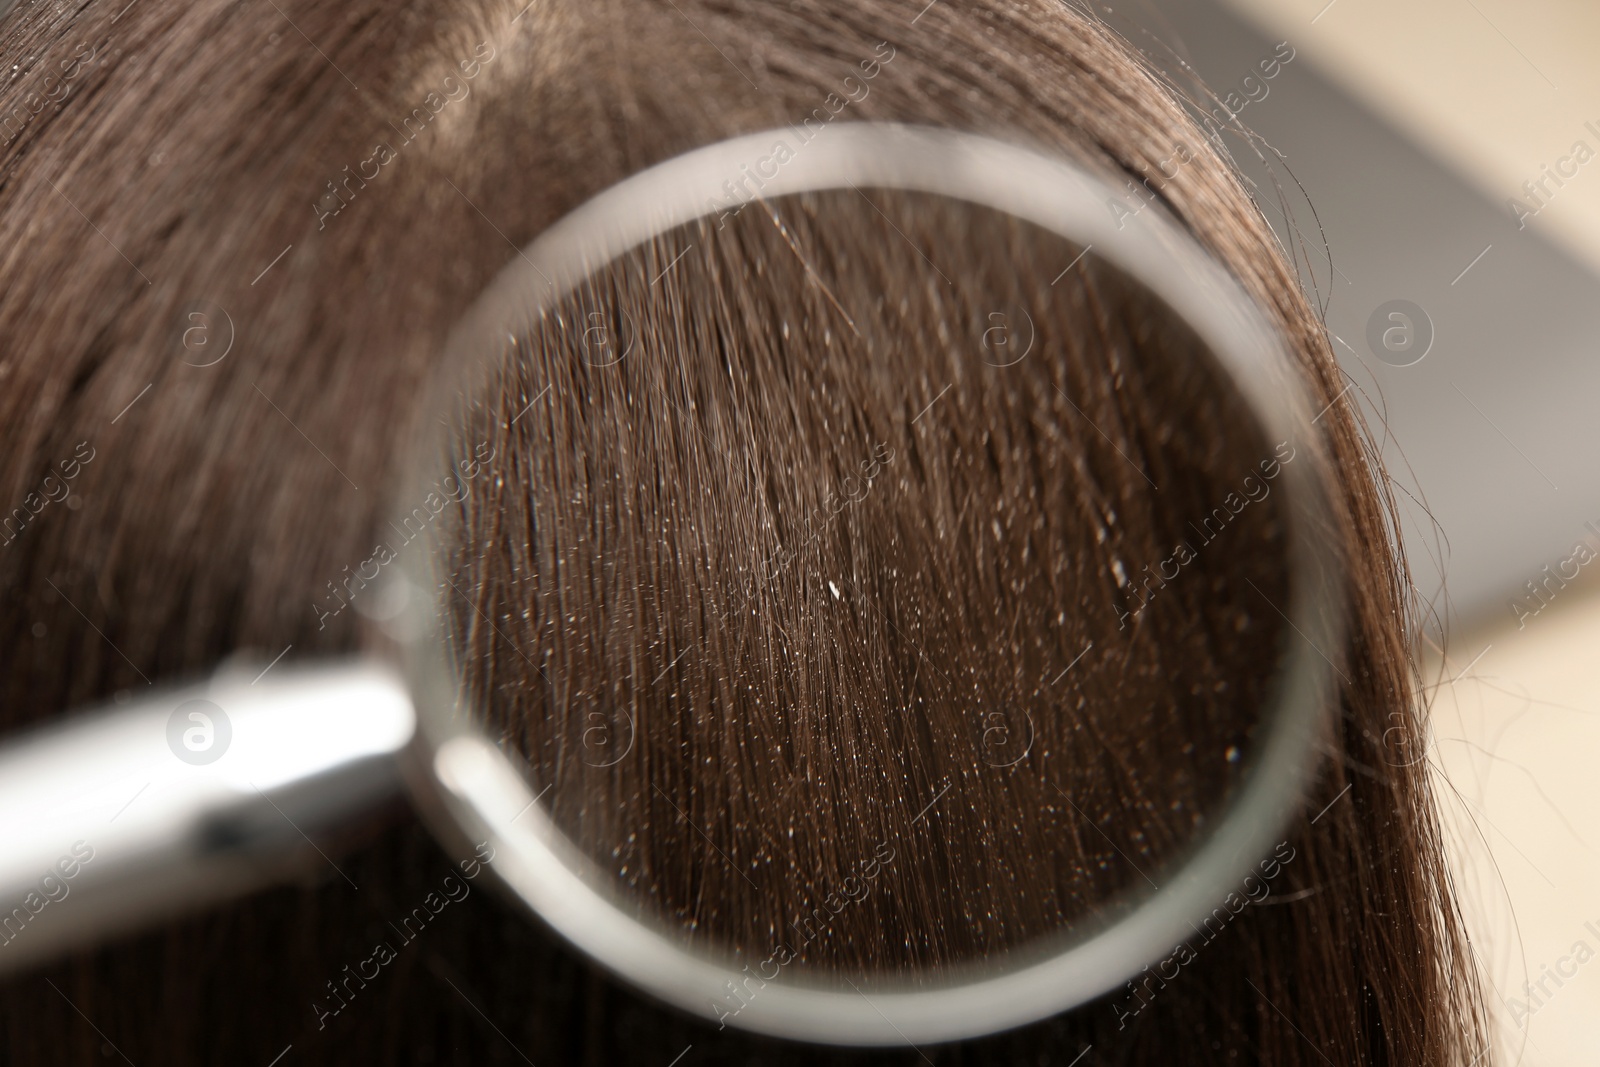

left=0, top=661, right=415, bottom=976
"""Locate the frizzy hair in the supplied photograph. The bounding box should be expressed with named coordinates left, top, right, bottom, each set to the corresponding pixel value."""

left=0, top=0, right=1484, bottom=1064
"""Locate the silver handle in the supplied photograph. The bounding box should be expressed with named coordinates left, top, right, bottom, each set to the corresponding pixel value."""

left=0, top=660, right=415, bottom=974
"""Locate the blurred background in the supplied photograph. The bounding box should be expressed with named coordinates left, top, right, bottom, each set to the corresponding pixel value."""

left=1102, top=0, right=1600, bottom=1061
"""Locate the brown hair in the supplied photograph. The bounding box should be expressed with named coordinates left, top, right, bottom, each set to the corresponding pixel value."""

left=454, top=188, right=1295, bottom=980
left=0, top=0, right=1484, bottom=1063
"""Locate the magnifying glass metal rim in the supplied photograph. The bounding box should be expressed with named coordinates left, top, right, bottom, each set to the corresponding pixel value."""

left=390, top=122, right=1344, bottom=1047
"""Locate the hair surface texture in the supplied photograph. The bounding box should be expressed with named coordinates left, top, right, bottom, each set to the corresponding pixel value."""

left=0, top=0, right=1485, bottom=1064
left=450, top=190, right=1293, bottom=980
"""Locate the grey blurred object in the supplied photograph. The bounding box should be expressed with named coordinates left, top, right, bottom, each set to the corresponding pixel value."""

left=0, top=663, right=414, bottom=973
left=1107, top=0, right=1600, bottom=630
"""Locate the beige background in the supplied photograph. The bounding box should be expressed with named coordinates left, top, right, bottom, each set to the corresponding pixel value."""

left=1428, top=584, right=1600, bottom=1067
left=1226, top=0, right=1600, bottom=275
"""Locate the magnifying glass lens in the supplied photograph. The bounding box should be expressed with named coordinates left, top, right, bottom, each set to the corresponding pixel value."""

left=424, top=187, right=1292, bottom=989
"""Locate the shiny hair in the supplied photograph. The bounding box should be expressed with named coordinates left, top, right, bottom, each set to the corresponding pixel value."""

left=0, top=0, right=1484, bottom=1062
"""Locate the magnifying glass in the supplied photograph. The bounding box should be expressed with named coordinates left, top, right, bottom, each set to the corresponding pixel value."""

left=0, top=124, right=1340, bottom=1047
